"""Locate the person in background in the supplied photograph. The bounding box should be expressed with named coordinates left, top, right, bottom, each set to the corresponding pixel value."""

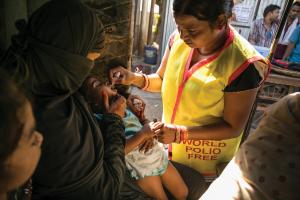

left=248, top=4, right=280, bottom=47
left=200, top=93, right=300, bottom=200
left=0, top=0, right=127, bottom=199
left=0, top=70, right=43, bottom=200
left=282, top=25, right=300, bottom=63
left=274, top=2, right=300, bottom=59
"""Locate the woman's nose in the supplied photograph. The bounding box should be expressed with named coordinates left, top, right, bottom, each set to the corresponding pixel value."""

left=179, top=29, right=189, bottom=40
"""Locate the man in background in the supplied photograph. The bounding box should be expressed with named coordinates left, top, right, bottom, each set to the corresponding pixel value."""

left=274, top=2, right=300, bottom=59
left=248, top=4, right=280, bottom=47
left=282, top=24, right=300, bottom=63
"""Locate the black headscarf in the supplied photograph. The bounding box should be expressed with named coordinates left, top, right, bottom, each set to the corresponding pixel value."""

left=1, top=0, right=105, bottom=94
left=1, top=0, right=126, bottom=198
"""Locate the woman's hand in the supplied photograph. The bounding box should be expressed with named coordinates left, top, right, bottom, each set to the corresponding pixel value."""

left=107, top=95, right=127, bottom=118
left=127, top=95, right=146, bottom=123
left=140, top=121, right=164, bottom=139
left=96, top=83, right=126, bottom=116
left=110, top=66, right=135, bottom=85
left=157, top=124, right=177, bottom=144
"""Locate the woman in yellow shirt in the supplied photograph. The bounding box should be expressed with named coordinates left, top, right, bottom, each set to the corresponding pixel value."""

left=111, top=0, right=268, bottom=183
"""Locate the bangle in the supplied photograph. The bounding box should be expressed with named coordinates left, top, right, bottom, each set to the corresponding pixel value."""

left=175, top=128, right=180, bottom=143
left=173, top=125, right=180, bottom=143
left=173, top=128, right=177, bottom=142
left=178, top=126, right=188, bottom=141
left=141, top=73, right=149, bottom=90
left=172, top=125, right=180, bottom=143
left=142, top=74, right=150, bottom=90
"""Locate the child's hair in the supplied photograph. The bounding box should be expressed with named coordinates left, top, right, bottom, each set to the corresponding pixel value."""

left=0, top=69, right=28, bottom=188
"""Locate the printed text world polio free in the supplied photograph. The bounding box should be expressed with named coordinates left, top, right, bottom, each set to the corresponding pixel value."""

left=182, top=140, right=226, bottom=160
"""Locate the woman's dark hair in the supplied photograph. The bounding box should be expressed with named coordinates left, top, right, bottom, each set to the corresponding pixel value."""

left=263, top=4, right=280, bottom=18
left=173, top=0, right=234, bottom=24
left=0, top=69, right=27, bottom=186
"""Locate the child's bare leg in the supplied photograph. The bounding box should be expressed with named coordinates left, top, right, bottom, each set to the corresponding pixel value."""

left=137, top=176, right=168, bottom=200
left=161, top=162, right=188, bottom=200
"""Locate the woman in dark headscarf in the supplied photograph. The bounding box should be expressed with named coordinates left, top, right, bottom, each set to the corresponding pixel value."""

left=1, top=0, right=126, bottom=199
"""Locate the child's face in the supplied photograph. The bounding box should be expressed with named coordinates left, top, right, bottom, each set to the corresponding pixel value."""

left=84, top=77, right=115, bottom=102
left=127, top=95, right=145, bottom=121
left=85, top=77, right=118, bottom=112
left=132, top=98, right=143, bottom=112
left=3, top=102, right=43, bottom=192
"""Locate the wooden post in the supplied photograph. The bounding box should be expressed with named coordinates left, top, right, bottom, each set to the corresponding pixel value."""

left=138, top=0, right=149, bottom=56
left=156, top=0, right=167, bottom=63
left=147, top=0, right=156, bottom=45
left=133, top=0, right=141, bottom=55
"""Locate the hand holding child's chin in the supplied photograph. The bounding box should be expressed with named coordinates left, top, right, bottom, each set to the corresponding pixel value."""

left=107, top=95, right=126, bottom=118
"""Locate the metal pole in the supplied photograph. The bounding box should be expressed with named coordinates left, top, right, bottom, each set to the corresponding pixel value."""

left=253, top=0, right=262, bottom=20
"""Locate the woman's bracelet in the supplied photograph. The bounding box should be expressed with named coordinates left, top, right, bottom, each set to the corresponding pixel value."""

left=140, top=73, right=149, bottom=90
left=180, top=126, right=189, bottom=141
left=174, top=125, right=188, bottom=143
left=170, top=124, right=189, bottom=143
left=173, top=126, right=180, bottom=143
